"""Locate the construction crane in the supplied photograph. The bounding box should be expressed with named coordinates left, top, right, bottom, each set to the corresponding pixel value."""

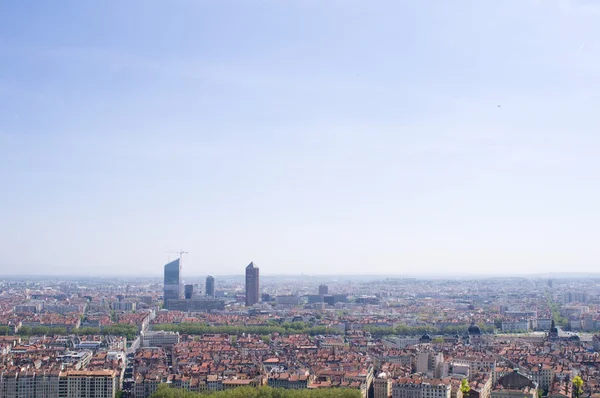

left=165, top=250, right=188, bottom=262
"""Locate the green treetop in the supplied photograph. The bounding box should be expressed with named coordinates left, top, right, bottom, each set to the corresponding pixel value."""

left=572, top=375, right=584, bottom=398
left=150, top=385, right=361, bottom=398
left=460, top=379, right=470, bottom=397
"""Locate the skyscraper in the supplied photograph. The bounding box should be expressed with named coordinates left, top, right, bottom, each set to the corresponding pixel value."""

left=319, top=284, right=329, bottom=295
left=184, top=284, right=194, bottom=299
left=163, top=258, right=182, bottom=309
left=245, top=262, right=259, bottom=306
left=205, top=275, right=215, bottom=298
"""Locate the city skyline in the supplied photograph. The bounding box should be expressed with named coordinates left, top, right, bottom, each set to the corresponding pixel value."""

left=1, top=1, right=600, bottom=276
left=2, top=2, right=600, bottom=397
left=2, top=266, right=600, bottom=278
left=2, top=272, right=597, bottom=398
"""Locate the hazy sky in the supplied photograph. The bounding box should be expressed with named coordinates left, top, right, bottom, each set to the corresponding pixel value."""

left=1, top=0, right=599, bottom=276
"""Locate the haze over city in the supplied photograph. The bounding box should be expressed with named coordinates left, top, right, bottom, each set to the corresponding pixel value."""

left=1, top=0, right=599, bottom=276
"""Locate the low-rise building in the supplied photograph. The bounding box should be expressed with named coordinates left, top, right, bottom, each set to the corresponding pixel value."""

left=141, top=331, right=180, bottom=347
left=491, top=370, right=538, bottom=398
left=374, top=375, right=392, bottom=398
left=393, top=377, right=451, bottom=398
left=111, top=301, right=136, bottom=312
left=267, top=372, right=309, bottom=389
left=0, top=370, right=118, bottom=398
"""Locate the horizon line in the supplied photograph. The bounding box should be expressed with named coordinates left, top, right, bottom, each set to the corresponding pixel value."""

left=0, top=271, right=598, bottom=279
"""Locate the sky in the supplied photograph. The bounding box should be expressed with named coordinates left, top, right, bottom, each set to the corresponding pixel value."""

left=1, top=0, right=599, bottom=277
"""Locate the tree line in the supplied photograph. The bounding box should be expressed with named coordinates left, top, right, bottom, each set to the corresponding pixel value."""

left=8, top=324, right=138, bottom=340
left=153, top=322, right=494, bottom=338
left=547, top=295, right=569, bottom=329
left=153, top=323, right=344, bottom=336
left=150, top=385, right=360, bottom=398
left=2, top=321, right=497, bottom=340
left=343, top=323, right=494, bottom=337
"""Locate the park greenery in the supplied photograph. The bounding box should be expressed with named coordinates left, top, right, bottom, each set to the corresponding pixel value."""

left=153, top=322, right=343, bottom=337
left=546, top=292, right=569, bottom=328
left=361, top=323, right=495, bottom=337
left=10, top=324, right=138, bottom=340
left=3, top=318, right=503, bottom=340
left=152, top=321, right=494, bottom=338
left=150, top=385, right=361, bottom=398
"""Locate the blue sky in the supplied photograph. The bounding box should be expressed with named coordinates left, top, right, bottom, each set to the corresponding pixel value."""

left=1, top=0, right=599, bottom=276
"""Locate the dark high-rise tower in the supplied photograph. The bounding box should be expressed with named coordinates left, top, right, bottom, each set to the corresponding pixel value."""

left=319, top=284, right=329, bottom=295
left=163, top=258, right=182, bottom=309
left=205, top=275, right=215, bottom=298
left=245, top=262, right=259, bottom=306
left=184, top=284, right=194, bottom=299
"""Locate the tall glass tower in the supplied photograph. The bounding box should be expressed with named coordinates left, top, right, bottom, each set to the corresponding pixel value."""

left=205, top=275, right=215, bottom=298
left=245, top=262, right=259, bottom=306
left=163, top=258, right=182, bottom=309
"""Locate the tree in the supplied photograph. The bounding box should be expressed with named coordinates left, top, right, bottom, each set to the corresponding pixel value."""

left=152, top=323, right=343, bottom=337
left=101, top=324, right=138, bottom=340
left=460, top=379, right=470, bottom=398
left=150, top=385, right=361, bottom=398
left=16, top=326, right=32, bottom=336
left=572, top=375, right=584, bottom=398
left=31, top=326, right=51, bottom=336
left=151, top=385, right=196, bottom=398
left=77, top=327, right=101, bottom=335
left=47, top=327, right=67, bottom=336
left=261, top=335, right=271, bottom=345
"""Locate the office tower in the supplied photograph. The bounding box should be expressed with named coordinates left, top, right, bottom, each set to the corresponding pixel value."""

left=205, top=276, right=215, bottom=298
left=245, top=262, right=259, bottom=306
left=318, top=284, right=329, bottom=295
left=163, top=258, right=182, bottom=309
left=184, top=284, right=194, bottom=300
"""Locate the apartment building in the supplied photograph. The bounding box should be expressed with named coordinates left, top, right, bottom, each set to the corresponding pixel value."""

left=452, top=356, right=496, bottom=376
left=422, top=379, right=452, bottom=398
left=373, top=376, right=392, bottom=398
left=267, top=372, right=309, bottom=389
left=60, top=370, right=118, bottom=398
left=133, top=375, right=163, bottom=398
left=529, top=364, right=554, bottom=390
left=500, top=320, right=532, bottom=333
left=141, top=331, right=180, bottom=347
left=0, top=370, right=118, bottom=398
left=392, top=379, right=422, bottom=398
left=491, top=370, right=538, bottom=398
left=393, top=378, right=451, bottom=398
left=111, top=301, right=136, bottom=312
